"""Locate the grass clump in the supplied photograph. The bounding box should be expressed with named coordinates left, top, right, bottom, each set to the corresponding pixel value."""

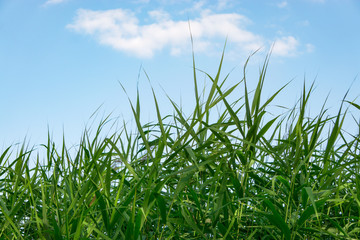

left=1, top=50, right=360, bottom=239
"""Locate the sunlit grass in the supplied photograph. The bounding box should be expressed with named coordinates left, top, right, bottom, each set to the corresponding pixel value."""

left=1, top=48, right=360, bottom=239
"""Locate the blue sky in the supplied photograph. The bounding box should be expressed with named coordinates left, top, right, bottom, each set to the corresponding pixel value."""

left=1, top=0, right=359, bottom=150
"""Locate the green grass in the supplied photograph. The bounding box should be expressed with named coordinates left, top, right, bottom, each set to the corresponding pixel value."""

left=1, top=49, right=360, bottom=239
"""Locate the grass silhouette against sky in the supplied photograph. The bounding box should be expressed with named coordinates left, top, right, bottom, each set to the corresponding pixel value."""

left=0, top=0, right=359, bottom=148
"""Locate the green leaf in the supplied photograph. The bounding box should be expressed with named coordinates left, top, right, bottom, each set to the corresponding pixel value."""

left=155, top=193, right=167, bottom=225
left=263, top=199, right=291, bottom=239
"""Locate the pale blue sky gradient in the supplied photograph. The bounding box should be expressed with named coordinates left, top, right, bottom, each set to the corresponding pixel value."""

left=1, top=0, right=359, bottom=150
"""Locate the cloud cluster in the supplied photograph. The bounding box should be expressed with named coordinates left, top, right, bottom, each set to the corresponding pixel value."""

left=67, top=9, right=265, bottom=58
left=67, top=8, right=306, bottom=58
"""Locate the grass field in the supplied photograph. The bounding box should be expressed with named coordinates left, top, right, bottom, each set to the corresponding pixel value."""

left=1, top=49, right=360, bottom=239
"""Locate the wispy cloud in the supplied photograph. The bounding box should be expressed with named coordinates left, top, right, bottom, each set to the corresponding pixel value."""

left=67, top=8, right=264, bottom=58
left=132, top=0, right=150, bottom=3
left=305, top=43, right=315, bottom=53
left=217, top=0, right=231, bottom=10
left=277, top=1, right=288, bottom=8
left=272, top=36, right=299, bottom=56
left=298, top=20, right=310, bottom=27
left=307, top=0, right=326, bottom=3
left=43, top=0, right=67, bottom=6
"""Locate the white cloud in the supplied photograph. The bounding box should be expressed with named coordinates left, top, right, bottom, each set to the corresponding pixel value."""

left=277, top=1, right=288, bottom=8
left=67, top=8, right=264, bottom=58
left=43, top=0, right=67, bottom=6
left=272, top=36, right=299, bottom=56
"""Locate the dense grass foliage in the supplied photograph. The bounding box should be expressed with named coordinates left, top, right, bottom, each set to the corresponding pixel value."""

left=1, top=51, right=360, bottom=239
